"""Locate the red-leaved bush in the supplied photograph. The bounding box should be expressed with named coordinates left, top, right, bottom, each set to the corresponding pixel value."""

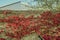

left=0, top=11, right=60, bottom=40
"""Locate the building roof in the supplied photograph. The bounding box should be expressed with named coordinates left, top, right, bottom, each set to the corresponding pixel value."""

left=0, top=1, right=32, bottom=10
left=0, top=1, right=21, bottom=8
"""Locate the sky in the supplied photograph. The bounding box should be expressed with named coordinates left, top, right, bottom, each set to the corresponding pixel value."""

left=0, top=0, right=33, bottom=7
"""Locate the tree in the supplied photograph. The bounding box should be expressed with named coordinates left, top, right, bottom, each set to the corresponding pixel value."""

left=22, top=0, right=60, bottom=11
left=33, top=0, right=59, bottom=10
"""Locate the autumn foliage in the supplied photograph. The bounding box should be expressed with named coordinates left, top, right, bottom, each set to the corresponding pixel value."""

left=0, top=11, right=60, bottom=40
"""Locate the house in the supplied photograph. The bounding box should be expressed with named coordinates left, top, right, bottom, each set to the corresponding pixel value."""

left=0, top=1, right=32, bottom=10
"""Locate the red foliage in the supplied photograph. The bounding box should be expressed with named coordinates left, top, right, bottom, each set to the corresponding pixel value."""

left=42, top=35, right=52, bottom=40
left=0, top=38, right=5, bottom=40
left=0, top=11, right=60, bottom=40
left=56, top=36, right=60, bottom=40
